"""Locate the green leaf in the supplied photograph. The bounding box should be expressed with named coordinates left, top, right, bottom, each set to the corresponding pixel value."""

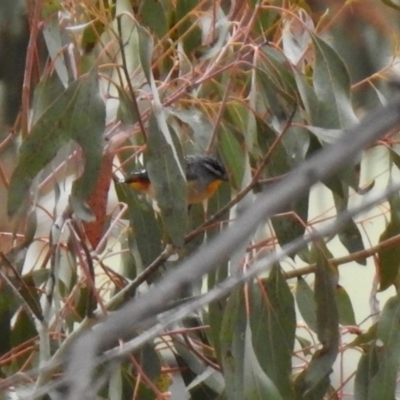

left=312, top=242, right=339, bottom=351
left=220, top=289, right=246, bottom=400
left=116, top=183, right=162, bottom=268
left=8, top=70, right=105, bottom=219
left=293, top=69, right=320, bottom=126
left=378, top=195, right=400, bottom=291
left=311, top=35, right=358, bottom=128
left=138, top=343, right=162, bottom=382
left=335, top=284, right=356, bottom=326
left=368, top=295, right=400, bottom=400
left=31, top=72, right=64, bottom=124
left=332, top=187, right=365, bottom=263
left=354, top=347, right=379, bottom=400
left=69, top=70, right=106, bottom=221
left=42, top=16, right=71, bottom=86
left=250, top=266, right=296, bottom=400
left=116, top=87, right=141, bottom=127
left=137, top=24, right=153, bottom=84
left=140, top=0, right=168, bottom=38
left=81, top=19, right=107, bottom=54
left=175, top=0, right=202, bottom=54
left=255, top=47, right=297, bottom=122
left=219, top=126, right=244, bottom=189
left=207, top=296, right=227, bottom=365
left=295, top=277, right=317, bottom=332
left=224, top=101, right=257, bottom=153
left=295, top=243, right=339, bottom=398
left=146, top=113, right=187, bottom=247
left=11, top=309, right=37, bottom=364
left=338, top=220, right=366, bottom=265
left=19, top=275, right=43, bottom=321
left=137, top=25, right=187, bottom=246
left=243, top=323, right=284, bottom=400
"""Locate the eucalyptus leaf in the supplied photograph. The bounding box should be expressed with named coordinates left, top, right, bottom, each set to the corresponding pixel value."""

left=368, top=295, right=400, bottom=400
left=377, top=195, right=400, bottom=291
left=251, top=266, right=296, bottom=399
left=243, top=322, right=284, bottom=400
left=295, top=243, right=339, bottom=398
left=311, top=35, right=358, bottom=128
left=220, top=289, right=246, bottom=400
left=8, top=70, right=105, bottom=220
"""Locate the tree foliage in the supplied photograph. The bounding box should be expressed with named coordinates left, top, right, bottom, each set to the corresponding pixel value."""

left=1, top=0, right=400, bottom=399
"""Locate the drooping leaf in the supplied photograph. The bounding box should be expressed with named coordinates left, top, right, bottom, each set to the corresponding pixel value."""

left=368, top=294, right=400, bottom=400
left=335, top=284, right=356, bottom=326
left=293, top=69, right=320, bottom=126
left=256, top=46, right=297, bottom=121
left=377, top=195, right=400, bottom=291
left=137, top=26, right=187, bottom=246
left=137, top=343, right=162, bottom=382
left=220, top=289, right=246, bottom=400
left=31, top=72, right=64, bottom=124
left=137, top=24, right=153, bottom=84
left=140, top=0, right=168, bottom=38
left=338, top=220, right=366, bottom=265
left=116, top=86, right=141, bottom=127
left=295, top=277, right=317, bottom=332
left=218, top=126, right=244, bottom=189
left=175, top=0, right=202, bottom=54
left=332, top=185, right=365, bottom=263
left=42, top=16, right=71, bottom=86
left=250, top=266, right=296, bottom=400
left=205, top=186, right=230, bottom=363
left=115, top=182, right=162, bottom=271
left=282, top=9, right=313, bottom=65
left=294, top=243, right=339, bottom=398
left=146, top=113, right=187, bottom=246
left=8, top=70, right=105, bottom=219
left=243, top=322, right=284, bottom=400
left=311, top=34, right=358, bottom=129
left=354, top=347, right=379, bottom=400
left=68, top=70, right=106, bottom=220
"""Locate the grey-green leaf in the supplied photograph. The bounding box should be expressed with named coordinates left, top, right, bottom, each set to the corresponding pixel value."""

left=368, top=295, right=400, bottom=400
left=8, top=70, right=105, bottom=218
left=146, top=113, right=187, bottom=247
left=243, top=322, right=284, bottom=400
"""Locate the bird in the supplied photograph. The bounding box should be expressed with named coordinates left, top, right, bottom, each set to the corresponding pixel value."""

left=122, top=155, right=228, bottom=204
